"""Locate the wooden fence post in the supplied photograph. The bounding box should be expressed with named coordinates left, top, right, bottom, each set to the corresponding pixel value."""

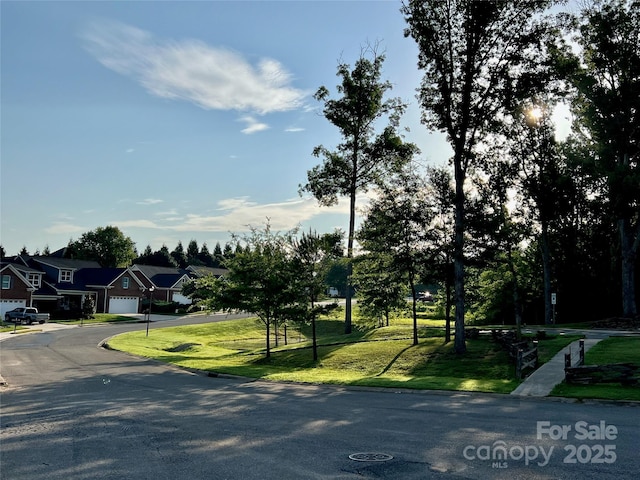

left=516, top=349, right=523, bottom=379
left=579, top=339, right=585, bottom=366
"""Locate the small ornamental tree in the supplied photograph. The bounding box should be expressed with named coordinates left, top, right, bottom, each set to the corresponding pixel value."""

left=184, top=222, right=302, bottom=358
left=292, top=229, right=343, bottom=361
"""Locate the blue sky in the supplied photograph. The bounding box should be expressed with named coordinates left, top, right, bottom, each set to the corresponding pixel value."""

left=1, top=1, right=569, bottom=257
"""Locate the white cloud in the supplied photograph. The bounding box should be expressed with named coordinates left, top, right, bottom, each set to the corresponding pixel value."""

left=109, top=194, right=371, bottom=236
left=285, top=126, right=305, bottom=133
left=156, top=208, right=179, bottom=217
left=137, top=198, right=164, bottom=205
left=81, top=20, right=308, bottom=115
left=45, top=223, right=86, bottom=235
left=112, top=219, right=161, bottom=229
left=238, top=116, right=269, bottom=134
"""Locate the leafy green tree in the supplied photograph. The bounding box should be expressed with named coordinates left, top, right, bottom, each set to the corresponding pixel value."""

left=403, top=0, right=558, bottom=352
left=325, top=258, right=349, bottom=297
left=66, top=226, right=136, bottom=267
left=292, top=229, right=343, bottom=361
left=300, top=47, right=417, bottom=334
left=357, top=165, right=433, bottom=345
left=186, top=223, right=302, bottom=358
left=82, top=294, right=96, bottom=320
left=353, top=253, right=407, bottom=328
left=556, top=0, right=640, bottom=317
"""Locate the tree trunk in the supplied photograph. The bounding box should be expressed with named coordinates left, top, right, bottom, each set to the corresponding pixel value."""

left=444, top=258, right=453, bottom=344
left=265, top=319, right=271, bottom=358
left=541, top=222, right=553, bottom=325
left=411, top=282, right=418, bottom=346
left=453, top=166, right=467, bottom=354
left=312, top=317, right=318, bottom=362
left=344, top=185, right=357, bottom=334
left=508, top=249, right=523, bottom=340
left=619, top=218, right=638, bottom=318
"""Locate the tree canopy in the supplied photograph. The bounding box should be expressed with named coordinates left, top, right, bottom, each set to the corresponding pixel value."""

left=65, top=226, right=136, bottom=267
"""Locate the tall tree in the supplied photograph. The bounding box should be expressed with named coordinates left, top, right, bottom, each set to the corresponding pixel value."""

left=556, top=0, right=640, bottom=317
left=403, top=0, right=557, bottom=352
left=186, top=240, right=200, bottom=266
left=171, top=241, right=188, bottom=268
left=212, top=242, right=223, bottom=267
left=223, top=243, right=234, bottom=260
left=509, top=103, right=573, bottom=325
left=425, top=166, right=456, bottom=342
left=198, top=243, right=214, bottom=267
left=66, top=226, right=136, bottom=267
left=300, top=47, right=417, bottom=334
left=357, top=165, right=433, bottom=345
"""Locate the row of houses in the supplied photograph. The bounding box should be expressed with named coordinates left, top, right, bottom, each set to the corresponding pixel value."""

left=0, top=253, right=226, bottom=318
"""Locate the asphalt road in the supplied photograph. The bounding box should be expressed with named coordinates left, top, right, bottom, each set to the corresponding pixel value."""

left=1, top=315, right=638, bottom=480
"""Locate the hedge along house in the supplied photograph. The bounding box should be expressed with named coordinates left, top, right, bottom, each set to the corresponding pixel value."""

left=129, top=265, right=193, bottom=306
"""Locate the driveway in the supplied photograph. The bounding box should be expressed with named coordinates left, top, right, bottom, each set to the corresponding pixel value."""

left=1, top=316, right=638, bottom=479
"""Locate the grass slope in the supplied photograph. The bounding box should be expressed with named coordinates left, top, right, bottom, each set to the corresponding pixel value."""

left=107, top=317, right=579, bottom=394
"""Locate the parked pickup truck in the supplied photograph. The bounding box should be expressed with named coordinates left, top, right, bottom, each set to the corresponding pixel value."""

left=4, top=307, right=49, bottom=325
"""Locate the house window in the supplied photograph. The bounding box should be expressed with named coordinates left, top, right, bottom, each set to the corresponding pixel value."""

left=60, top=270, right=72, bottom=282
left=1, top=275, right=11, bottom=289
left=122, top=277, right=129, bottom=289
left=28, top=273, right=41, bottom=288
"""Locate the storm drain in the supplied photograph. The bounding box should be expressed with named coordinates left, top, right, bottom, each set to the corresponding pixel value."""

left=348, top=453, right=394, bottom=462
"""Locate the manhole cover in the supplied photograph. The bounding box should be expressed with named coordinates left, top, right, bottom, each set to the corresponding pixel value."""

left=349, top=453, right=394, bottom=462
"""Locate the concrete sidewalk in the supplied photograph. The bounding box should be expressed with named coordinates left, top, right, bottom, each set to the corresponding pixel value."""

left=510, top=338, right=603, bottom=397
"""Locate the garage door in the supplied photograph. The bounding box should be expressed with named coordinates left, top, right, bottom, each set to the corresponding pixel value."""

left=108, top=296, right=139, bottom=314
left=1, top=299, right=27, bottom=318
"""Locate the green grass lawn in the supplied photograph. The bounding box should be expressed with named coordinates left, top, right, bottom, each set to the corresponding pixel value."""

left=0, top=322, right=27, bottom=333
left=106, top=316, right=579, bottom=395
left=55, top=314, right=141, bottom=325
left=551, top=337, right=640, bottom=401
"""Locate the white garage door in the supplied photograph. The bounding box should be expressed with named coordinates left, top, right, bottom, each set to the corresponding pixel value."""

left=108, top=296, right=139, bottom=314
left=1, top=299, right=27, bottom=318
